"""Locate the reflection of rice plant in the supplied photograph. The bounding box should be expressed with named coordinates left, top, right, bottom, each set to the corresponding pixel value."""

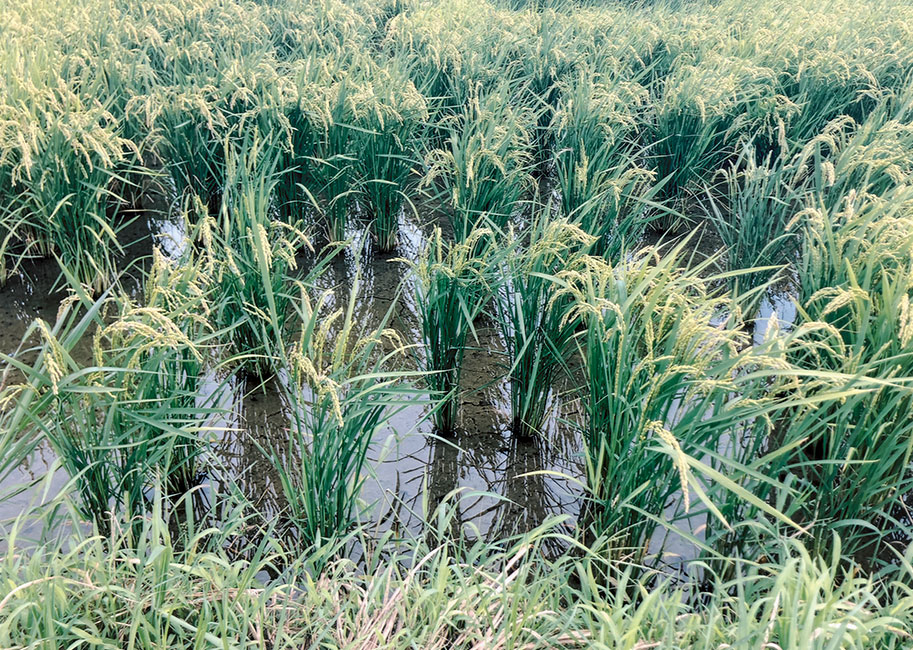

left=407, top=227, right=501, bottom=434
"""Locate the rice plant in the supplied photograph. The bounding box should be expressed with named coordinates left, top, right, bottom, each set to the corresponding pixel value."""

left=138, top=248, right=220, bottom=497
left=382, top=0, right=530, bottom=113
left=276, top=58, right=326, bottom=224
left=270, top=271, right=415, bottom=551
left=314, top=73, right=362, bottom=242
left=555, top=242, right=798, bottom=558
left=208, top=131, right=310, bottom=375
left=405, top=227, right=502, bottom=434
left=1, top=86, right=137, bottom=292
left=521, top=8, right=578, bottom=167
left=781, top=186, right=913, bottom=556
left=702, top=142, right=803, bottom=311
left=358, top=61, right=427, bottom=252
left=0, top=202, right=34, bottom=286
left=796, top=94, right=913, bottom=214
left=0, top=264, right=221, bottom=535
left=495, top=216, right=594, bottom=438
left=646, top=54, right=780, bottom=230
left=422, top=83, right=533, bottom=242
left=154, top=86, right=229, bottom=214
left=551, top=70, right=656, bottom=256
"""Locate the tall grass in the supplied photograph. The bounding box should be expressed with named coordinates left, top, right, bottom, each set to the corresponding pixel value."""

left=2, top=502, right=912, bottom=649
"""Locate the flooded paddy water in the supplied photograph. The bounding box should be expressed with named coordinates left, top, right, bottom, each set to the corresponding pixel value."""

left=0, top=182, right=591, bottom=556
left=0, top=176, right=803, bottom=573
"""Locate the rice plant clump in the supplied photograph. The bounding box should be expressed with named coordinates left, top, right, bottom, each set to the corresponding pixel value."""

left=1, top=86, right=137, bottom=292
left=551, top=70, right=655, bottom=256
left=422, top=83, right=533, bottom=242
left=2, top=259, right=218, bottom=534
left=703, top=142, right=803, bottom=311
left=782, top=187, right=913, bottom=556
left=646, top=54, right=781, bottom=229
left=208, top=132, right=311, bottom=375
left=555, top=242, right=781, bottom=557
left=495, top=217, right=594, bottom=439
left=358, top=61, right=428, bottom=252
left=406, top=227, right=501, bottom=434
left=272, top=272, right=413, bottom=551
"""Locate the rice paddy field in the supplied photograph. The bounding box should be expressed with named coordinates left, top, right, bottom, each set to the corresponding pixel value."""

left=3, top=0, right=913, bottom=646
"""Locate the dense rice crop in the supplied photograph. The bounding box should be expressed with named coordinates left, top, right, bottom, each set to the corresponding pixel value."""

left=3, top=0, right=913, bottom=647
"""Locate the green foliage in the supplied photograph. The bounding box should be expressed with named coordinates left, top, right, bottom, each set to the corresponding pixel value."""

left=1, top=506, right=913, bottom=649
